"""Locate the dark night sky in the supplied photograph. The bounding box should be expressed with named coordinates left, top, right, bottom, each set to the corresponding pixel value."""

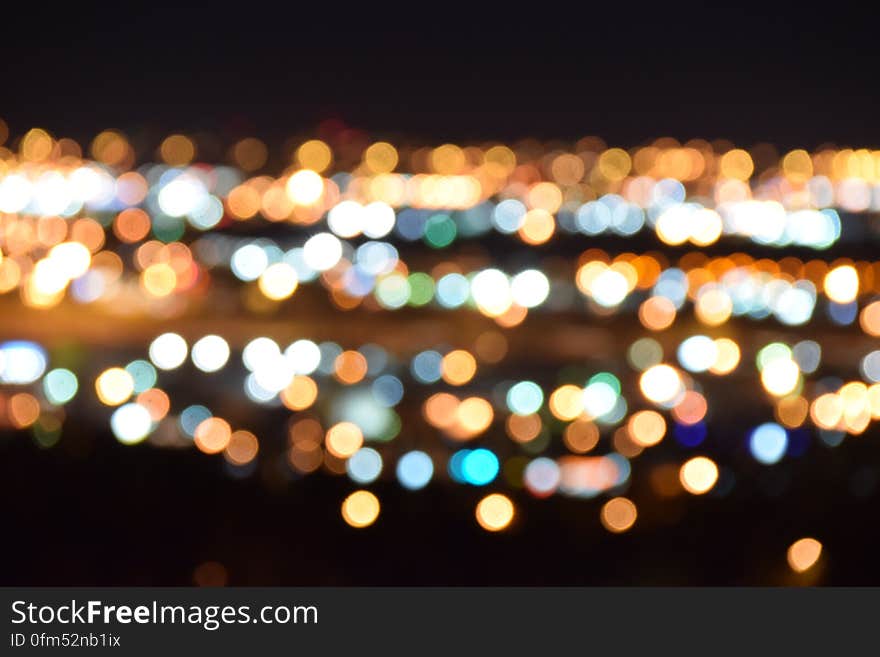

left=4, top=2, right=880, bottom=586
left=2, top=3, right=879, bottom=148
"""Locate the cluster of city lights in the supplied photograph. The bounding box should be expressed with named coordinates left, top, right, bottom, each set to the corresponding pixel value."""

left=5, top=120, right=877, bottom=575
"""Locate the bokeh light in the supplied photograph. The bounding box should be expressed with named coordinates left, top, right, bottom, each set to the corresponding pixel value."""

left=787, top=537, right=822, bottom=573
left=341, top=490, right=381, bottom=528
left=475, top=493, right=515, bottom=532
left=680, top=456, right=719, bottom=495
